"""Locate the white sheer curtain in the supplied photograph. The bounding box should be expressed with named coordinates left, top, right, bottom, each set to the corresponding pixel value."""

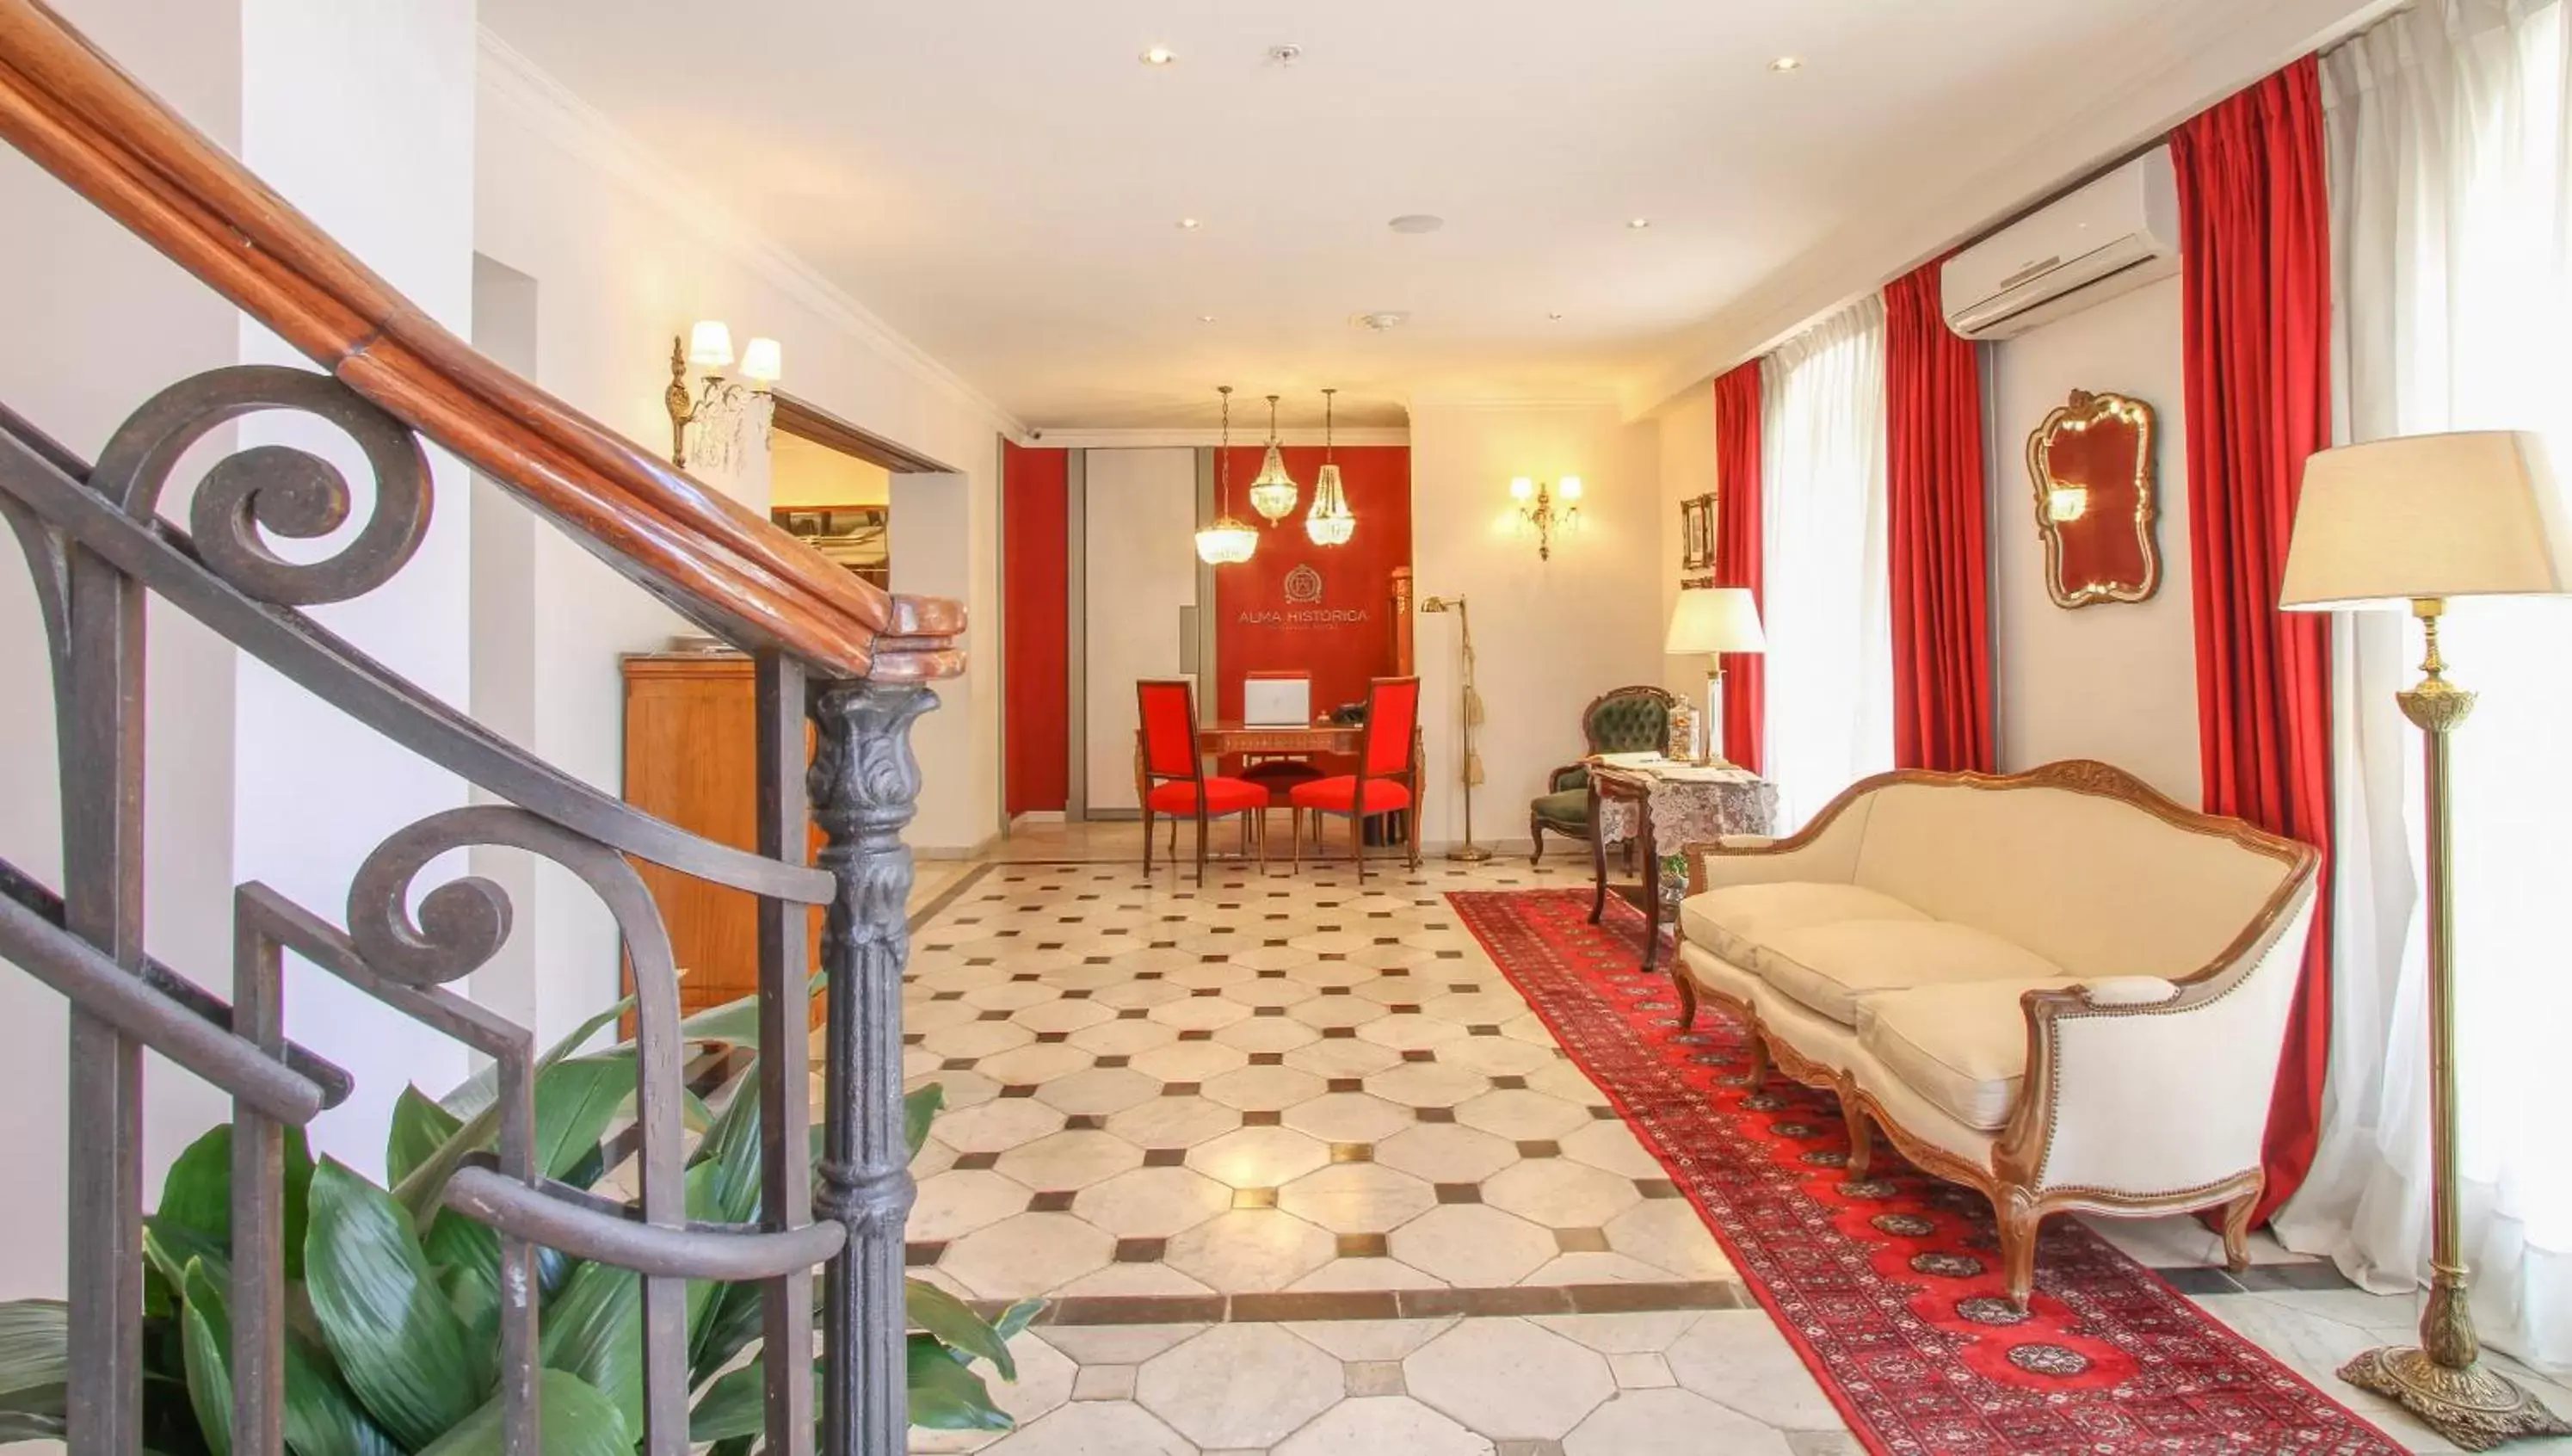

left=2279, top=0, right=2572, bottom=1375
left=1759, top=296, right=1893, bottom=829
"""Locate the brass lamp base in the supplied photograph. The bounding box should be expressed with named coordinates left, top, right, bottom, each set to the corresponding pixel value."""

left=2341, top=1347, right=2569, bottom=1452
left=1446, top=844, right=1494, bottom=863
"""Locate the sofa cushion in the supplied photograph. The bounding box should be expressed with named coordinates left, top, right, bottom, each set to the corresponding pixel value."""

left=1753, top=921, right=2070, bottom=1028
left=1862, top=978, right=2071, bottom=1132
left=1677, top=882, right=1929, bottom=965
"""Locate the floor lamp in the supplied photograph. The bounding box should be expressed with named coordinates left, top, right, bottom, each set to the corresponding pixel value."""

left=2281, top=430, right=2572, bottom=1452
left=1665, top=586, right=1764, bottom=766
left=1417, top=595, right=1490, bottom=861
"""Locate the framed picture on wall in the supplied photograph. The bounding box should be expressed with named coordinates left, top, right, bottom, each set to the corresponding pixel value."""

left=1679, top=492, right=1717, bottom=576
left=774, top=504, right=891, bottom=589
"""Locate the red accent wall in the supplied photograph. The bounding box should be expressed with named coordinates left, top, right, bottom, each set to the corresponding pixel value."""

left=1212, top=446, right=1413, bottom=767
left=1002, top=442, right=1069, bottom=813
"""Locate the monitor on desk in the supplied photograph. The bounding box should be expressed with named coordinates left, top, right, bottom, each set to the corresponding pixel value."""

left=1243, top=671, right=1312, bottom=728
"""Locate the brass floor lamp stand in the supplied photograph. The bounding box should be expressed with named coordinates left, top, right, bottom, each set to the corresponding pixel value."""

left=1419, top=595, right=1490, bottom=862
left=2338, top=600, right=2570, bottom=1452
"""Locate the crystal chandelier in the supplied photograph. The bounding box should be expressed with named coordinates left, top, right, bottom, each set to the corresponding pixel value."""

left=1247, top=392, right=1300, bottom=523
left=1194, top=386, right=1259, bottom=565
left=1305, top=387, right=1356, bottom=546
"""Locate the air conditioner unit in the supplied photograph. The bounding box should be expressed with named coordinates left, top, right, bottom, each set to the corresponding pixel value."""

left=1941, top=147, right=2180, bottom=342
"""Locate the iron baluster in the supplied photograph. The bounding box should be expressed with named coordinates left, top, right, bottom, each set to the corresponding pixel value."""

left=811, top=680, right=936, bottom=1456
left=756, top=652, right=818, bottom=1455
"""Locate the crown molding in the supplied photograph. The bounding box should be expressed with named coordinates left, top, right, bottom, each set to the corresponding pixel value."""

left=1024, top=427, right=1411, bottom=451
left=475, top=29, right=1027, bottom=440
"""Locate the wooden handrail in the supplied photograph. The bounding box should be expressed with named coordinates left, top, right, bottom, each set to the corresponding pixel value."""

left=0, top=0, right=962, bottom=682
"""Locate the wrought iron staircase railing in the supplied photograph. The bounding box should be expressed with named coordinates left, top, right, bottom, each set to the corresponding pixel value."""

left=0, top=2, right=965, bottom=1452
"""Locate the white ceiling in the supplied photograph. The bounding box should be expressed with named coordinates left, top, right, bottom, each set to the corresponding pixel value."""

left=482, top=0, right=2378, bottom=432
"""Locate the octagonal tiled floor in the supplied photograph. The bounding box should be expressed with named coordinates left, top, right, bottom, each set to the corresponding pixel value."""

left=899, top=856, right=1728, bottom=1311
left=883, top=830, right=2563, bottom=1454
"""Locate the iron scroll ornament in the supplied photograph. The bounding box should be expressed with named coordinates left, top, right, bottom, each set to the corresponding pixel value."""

left=2026, top=388, right=2161, bottom=608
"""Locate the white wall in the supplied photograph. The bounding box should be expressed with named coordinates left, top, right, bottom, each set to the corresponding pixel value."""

left=1656, top=388, right=1717, bottom=715
left=1985, top=277, right=2202, bottom=804
left=1076, top=449, right=1197, bottom=815
left=1409, top=400, right=1662, bottom=851
left=0, top=0, right=244, bottom=1304
left=472, top=41, right=1013, bottom=1033
left=234, top=0, right=480, bottom=1166
left=0, top=0, right=482, bottom=1296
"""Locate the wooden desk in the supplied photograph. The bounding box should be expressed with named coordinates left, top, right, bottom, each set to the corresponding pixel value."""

left=1196, top=721, right=1365, bottom=756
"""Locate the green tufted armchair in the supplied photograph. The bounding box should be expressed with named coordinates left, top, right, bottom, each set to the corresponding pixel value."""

left=1530, top=685, right=1678, bottom=864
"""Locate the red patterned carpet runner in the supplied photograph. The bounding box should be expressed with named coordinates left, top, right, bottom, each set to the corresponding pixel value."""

left=1450, top=889, right=2402, bottom=1456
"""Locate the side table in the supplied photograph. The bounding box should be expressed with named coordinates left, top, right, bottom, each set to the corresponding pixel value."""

left=1587, top=757, right=1779, bottom=970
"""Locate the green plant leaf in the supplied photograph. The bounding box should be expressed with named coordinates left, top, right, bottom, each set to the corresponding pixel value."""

left=302, top=1159, right=482, bottom=1449
left=532, top=1058, right=634, bottom=1186
left=904, top=1280, right=1014, bottom=1381
left=152, top=1126, right=316, bottom=1276
left=0, top=1410, right=65, bottom=1442
left=694, top=1070, right=768, bottom=1227
left=536, top=1261, right=640, bottom=1444
left=904, top=1083, right=945, bottom=1163
left=991, top=1298, right=1043, bottom=1345
left=154, top=1126, right=235, bottom=1247
left=438, top=997, right=635, bottom=1120
left=281, top=1327, right=405, bottom=1456
left=415, top=1368, right=629, bottom=1456
left=683, top=1359, right=768, bottom=1444
left=386, top=1087, right=464, bottom=1187
left=688, top=1281, right=765, bottom=1387
left=0, top=1300, right=66, bottom=1416
left=177, top=1262, right=233, bottom=1456
left=906, top=1335, right=1011, bottom=1432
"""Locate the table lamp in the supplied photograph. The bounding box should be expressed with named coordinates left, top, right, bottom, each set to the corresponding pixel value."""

left=2280, top=429, right=2572, bottom=1451
left=1665, top=586, right=1765, bottom=766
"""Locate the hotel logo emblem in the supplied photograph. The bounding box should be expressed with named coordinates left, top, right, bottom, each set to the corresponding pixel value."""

left=1283, top=564, right=1324, bottom=604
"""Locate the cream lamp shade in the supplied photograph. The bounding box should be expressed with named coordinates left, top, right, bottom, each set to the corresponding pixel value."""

left=686, top=319, right=736, bottom=373
left=1666, top=586, right=1767, bottom=656
left=2281, top=430, right=2572, bottom=611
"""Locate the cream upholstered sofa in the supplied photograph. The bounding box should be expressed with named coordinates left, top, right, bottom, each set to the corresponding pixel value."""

left=1673, top=761, right=2319, bottom=1309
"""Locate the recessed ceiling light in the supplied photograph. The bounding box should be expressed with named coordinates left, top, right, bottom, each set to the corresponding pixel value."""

left=1141, top=45, right=1177, bottom=66
left=1177, top=218, right=1203, bottom=231
left=1388, top=214, right=1445, bottom=234
left=1627, top=218, right=1652, bottom=230
left=1197, top=314, right=1217, bottom=323
left=1352, top=311, right=1411, bottom=331
left=1266, top=44, right=1303, bottom=65
left=1768, top=55, right=1804, bottom=73
left=1548, top=312, right=1565, bottom=321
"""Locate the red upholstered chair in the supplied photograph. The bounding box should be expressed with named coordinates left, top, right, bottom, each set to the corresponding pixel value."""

left=1288, top=676, right=1422, bottom=881
left=1137, top=679, right=1269, bottom=884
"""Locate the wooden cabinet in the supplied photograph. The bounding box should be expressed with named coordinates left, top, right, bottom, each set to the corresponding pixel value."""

left=621, top=653, right=823, bottom=1017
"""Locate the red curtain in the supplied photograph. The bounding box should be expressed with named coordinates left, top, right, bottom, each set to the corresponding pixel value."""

left=1002, top=443, right=1070, bottom=814
left=1713, top=362, right=1766, bottom=774
left=1883, top=260, right=1995, bottom=774
left=2173, top=58, right=2335, bottom=1225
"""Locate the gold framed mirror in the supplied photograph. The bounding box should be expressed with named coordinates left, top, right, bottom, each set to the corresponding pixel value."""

left=2027, top=388, right=2160, bottom=608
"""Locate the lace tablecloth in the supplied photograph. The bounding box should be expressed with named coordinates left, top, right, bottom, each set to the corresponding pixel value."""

left=1593, top=759, right=1779, bottom=851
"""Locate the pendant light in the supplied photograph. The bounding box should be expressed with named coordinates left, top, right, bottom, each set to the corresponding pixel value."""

left=1248, top=393, right=1300, bottom=523
left=1305, top=387, right=1356, bottom=546
left=1194, top=386, right=1259, bottom=565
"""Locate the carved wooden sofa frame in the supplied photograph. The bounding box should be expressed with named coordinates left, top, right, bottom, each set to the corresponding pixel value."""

left=1672, top=761, right=2320, bottom=1311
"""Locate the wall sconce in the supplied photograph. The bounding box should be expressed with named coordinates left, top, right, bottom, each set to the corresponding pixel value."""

left=665, top=319, right=781, bottom=471
left=1510, top=476, right=1582, bottom=560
